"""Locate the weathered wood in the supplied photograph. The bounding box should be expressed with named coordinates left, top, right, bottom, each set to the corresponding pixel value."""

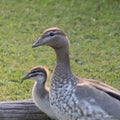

left=0, top=99, right=52, bottom=120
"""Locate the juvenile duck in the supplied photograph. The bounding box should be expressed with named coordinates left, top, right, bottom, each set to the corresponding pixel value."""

left=32, top=27, right=120, bottom=120
left=23, top=66, right=56, bottom=120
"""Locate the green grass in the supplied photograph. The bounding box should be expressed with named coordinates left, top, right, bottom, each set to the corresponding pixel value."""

left=0, top=0, right=120, bottom=101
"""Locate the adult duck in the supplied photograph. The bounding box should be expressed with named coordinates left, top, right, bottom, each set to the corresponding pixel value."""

left=32, top=27, right=120, bottom=120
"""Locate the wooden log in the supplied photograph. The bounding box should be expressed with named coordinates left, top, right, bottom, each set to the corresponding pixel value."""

left=0, top=99, right=52, bottom=120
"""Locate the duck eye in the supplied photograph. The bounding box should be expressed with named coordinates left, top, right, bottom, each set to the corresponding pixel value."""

left=49, top=32, right=55, bottom=36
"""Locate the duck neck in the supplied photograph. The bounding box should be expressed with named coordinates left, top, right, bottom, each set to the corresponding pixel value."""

left=36, top=81, right=48, bottom=98
left=54, top=46, right=71, bottom=74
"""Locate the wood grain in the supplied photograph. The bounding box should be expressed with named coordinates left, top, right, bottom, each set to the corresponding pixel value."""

left=0, top=99, right=52, bottom=120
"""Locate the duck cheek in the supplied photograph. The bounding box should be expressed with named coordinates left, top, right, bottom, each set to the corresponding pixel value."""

left=47, top=40, right=62, bottom=48
left=45, top=40, right=55, bottom=47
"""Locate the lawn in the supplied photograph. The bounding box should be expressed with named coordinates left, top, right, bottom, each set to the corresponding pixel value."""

left=0, top=0, right=120, bottom=101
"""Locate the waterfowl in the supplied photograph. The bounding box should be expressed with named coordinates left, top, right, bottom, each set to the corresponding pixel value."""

left=23, top=66, right=56, bottom=119
left=32, top=27, right=120, bottom=120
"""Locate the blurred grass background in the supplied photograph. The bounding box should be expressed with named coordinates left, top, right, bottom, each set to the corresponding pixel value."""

left=0, top=0, right=120, bottom=100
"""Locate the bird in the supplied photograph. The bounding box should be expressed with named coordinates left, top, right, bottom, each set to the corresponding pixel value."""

left=22, top=66, right=57, bottom=120
left=32, top=27, right=120, bottom=120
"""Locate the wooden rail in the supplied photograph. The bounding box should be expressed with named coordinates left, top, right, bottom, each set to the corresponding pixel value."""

left=0, top=99, right=52, bottom=120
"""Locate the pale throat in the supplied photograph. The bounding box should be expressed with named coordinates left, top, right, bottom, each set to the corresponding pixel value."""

left=35, top=81, right=48, bottom=98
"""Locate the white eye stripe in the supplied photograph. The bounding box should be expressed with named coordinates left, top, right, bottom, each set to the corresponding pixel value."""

left=30, top=72, right=44, bottom=77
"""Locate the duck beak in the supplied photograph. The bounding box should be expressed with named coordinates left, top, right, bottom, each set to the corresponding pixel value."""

left=22, top=74, right=30, bottom=80
left=21, top=74, right=30, bottom=83
left=32, top=38, right=44, bottom=48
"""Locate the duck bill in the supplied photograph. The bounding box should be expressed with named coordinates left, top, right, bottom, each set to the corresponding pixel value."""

left=32, top=38, right=44, bottom=48
left=22, top=74, right=30, bottom=80
left=21, top=74, right=30, bottom=83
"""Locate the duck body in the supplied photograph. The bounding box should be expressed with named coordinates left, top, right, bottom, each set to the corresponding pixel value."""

left=50, top=62, right=120, bottom=120
left=32, top=81, right=55, bottom=119
left=32, top=27, right=120, bottom=120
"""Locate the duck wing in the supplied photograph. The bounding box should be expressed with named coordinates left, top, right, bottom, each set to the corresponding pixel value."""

left=75, top=79, right=120, bottom=117
left=86, top=79, right=120, bottom=101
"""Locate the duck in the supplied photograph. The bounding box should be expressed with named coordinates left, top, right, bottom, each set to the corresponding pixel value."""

left=32, top=27, right=120, bottom=120
left=23, top=66, right=57, bottom=120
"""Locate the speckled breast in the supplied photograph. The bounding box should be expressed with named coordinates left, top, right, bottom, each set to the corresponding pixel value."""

left=50, top=84, right=111, bottom=120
